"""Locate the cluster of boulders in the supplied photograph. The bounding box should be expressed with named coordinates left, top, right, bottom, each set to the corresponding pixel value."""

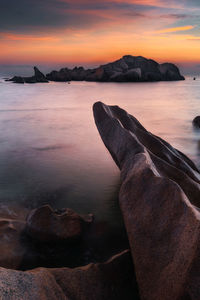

left=46, top=55, right=184, bottom=82
left=8, top=55, right=185, bottom=84
left=0, top=205, right=94, bottom=270
left=0, top=204, right=139, bottom=299
left=93, top=102, right=200, bottom=300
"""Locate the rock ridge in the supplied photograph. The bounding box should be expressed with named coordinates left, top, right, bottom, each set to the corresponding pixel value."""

left=93, top=101, right=200, bottom=300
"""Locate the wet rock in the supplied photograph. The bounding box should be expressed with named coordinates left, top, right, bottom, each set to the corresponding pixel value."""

left=26, top=205, right=93, bottom=243
left=0, top=249, right=139, bottom=300
left=93, top=101, right=200, bottom=300
left=193, top=116, right=200, bottom=127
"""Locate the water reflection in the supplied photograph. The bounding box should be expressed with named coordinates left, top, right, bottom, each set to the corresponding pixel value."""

left=0, top=78, right=200, bottom=223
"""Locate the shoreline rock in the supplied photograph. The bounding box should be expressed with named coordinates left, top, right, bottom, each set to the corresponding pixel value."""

left=93, top=101, right=200, bottom=300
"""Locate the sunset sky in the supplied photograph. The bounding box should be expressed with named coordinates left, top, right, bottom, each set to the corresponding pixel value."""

left=1, top=0, right=200, bottom=74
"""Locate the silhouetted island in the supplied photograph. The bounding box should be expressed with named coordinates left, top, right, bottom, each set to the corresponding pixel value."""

left=8, top=55, right=185, bottom=83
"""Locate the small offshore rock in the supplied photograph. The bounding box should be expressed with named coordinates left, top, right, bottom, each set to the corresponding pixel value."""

left=8, top=67, right=48, bottom=84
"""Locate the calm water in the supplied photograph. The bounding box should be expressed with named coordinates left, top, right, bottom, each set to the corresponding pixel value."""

left=0, top=77, right=200, bottom=226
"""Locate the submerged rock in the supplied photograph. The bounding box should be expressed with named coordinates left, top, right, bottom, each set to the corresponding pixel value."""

left=93, top=101, right=200, bottom=300
left=8, top=67, right=48, bottom=84
left=26, top=205, right=93, bottom=243
left=0, top=249, right=139, bottom=300
left=45, top=55, right=184, bottom=82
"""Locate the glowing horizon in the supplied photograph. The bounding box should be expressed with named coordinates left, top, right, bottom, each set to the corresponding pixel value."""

left=1, top=0, right=200, bottom=71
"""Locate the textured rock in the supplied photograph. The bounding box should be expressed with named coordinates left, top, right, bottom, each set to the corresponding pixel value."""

left=45, top=55, right=184, bottom=82
left=193, top=116, right=200, bottom=128
left=26, top=205, right=93, bottom=243
left=0, top=249, right=139, bottom=300
left=93, top=101, right=200, bottom=300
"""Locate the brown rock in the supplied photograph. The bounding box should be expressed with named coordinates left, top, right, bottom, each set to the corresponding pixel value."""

left=0, top=249, right=139, bottom=300
left=93, top=101, right=200, bottom=300
left=26, top=205, right=93, bottom=243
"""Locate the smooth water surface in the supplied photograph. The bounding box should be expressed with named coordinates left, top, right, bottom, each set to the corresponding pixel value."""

left=0, top=77, right=200, bottom=226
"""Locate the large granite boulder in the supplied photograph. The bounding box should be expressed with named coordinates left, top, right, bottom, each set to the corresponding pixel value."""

left=26, top=205, right=93, bottom=243
left=8, top=67, right=48, bottom=84
left=0, top=249, right=139, bottom=300
left=93, top=101, right=200, bottom=300
left=45, top=55, right=184, bottom=82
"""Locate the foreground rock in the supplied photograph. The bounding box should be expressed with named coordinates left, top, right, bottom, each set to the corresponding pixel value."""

left=0, top=249, right=139, bottom=300
left=0, top=205, right=94, bottom=270
left=93, top=102, right=200, bottom=300
left=46, top=55, right=184, bottom=82
left=26, top=205, right=93, bottom=243
left=8, top=67, right=48, bottom=84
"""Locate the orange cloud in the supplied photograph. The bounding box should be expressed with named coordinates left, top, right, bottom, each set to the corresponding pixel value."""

left=156, top=25, right=195, bottom=34
left=2, top=33, right=60, bottom=42
left=59, top=0, right=178, bottom=8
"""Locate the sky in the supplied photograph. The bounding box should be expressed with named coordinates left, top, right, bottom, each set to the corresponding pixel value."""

left=0, top=0, right=200, bottom=74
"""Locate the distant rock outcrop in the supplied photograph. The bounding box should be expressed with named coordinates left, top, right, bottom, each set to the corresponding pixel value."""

left=93, top=102, right=200, bottom=300
left=46, top=55, right=184, bottom=82
left=8, top=67, right=48, bottom=83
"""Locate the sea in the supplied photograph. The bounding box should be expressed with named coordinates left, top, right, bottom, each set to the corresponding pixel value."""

left=0, top=76, right=200, bottom=260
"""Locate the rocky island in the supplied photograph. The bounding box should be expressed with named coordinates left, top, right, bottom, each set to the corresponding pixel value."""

left=8, top=55, right=185, bottom=83
left=0, top=102, right=199, bottom=299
